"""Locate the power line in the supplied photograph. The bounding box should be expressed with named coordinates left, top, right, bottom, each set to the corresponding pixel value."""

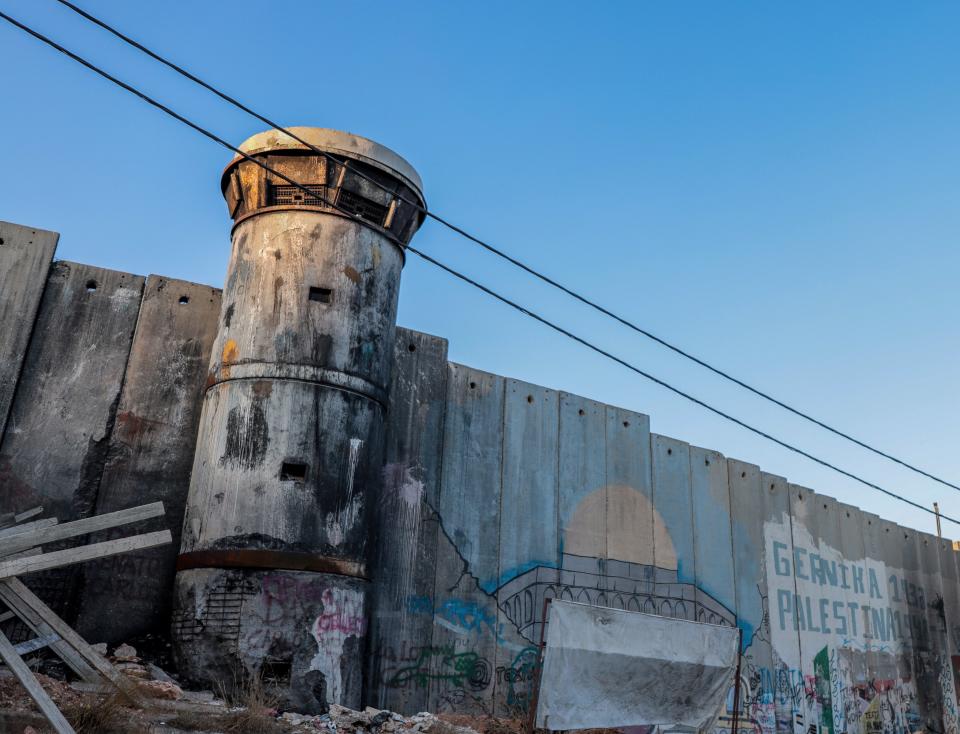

left=49, top=0, right=960, bottom=496
left=1, top=8, right=955, bottom=527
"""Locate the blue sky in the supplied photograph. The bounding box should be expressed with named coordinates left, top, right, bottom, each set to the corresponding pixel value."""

left=2, top=1, right=958, bottom=536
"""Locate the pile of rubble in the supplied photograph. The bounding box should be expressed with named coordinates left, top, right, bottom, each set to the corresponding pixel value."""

left=88, top=643, right=184, bottom=702
left=282, top=705, right=483, bottom=734
left=1, top=641, right=496, bottom=734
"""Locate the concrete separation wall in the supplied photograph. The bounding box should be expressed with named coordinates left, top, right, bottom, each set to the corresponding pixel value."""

left=368, top=363, right=960, bottom=733
left=2, top=220, right=960, bottom=731
left=0, top=224, right=216, bottom=643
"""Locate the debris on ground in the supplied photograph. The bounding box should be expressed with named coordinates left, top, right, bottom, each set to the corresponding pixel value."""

left=0, top=666, right=514, bottom=734
left=280, top=704, right=486, bottom=734
left=0, top=640, right=528, bottom=734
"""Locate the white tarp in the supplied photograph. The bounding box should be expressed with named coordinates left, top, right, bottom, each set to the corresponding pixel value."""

left=534, top=600, right=739, bottom=731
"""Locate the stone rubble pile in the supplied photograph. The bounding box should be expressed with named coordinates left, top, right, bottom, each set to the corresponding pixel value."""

left=281, top=704, right=481, bottom=734
left=91, top=642, right=185, bottom=701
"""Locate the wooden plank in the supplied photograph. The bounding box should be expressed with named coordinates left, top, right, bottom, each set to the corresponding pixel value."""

left=0, top=582, right=98, bottom=682
left=494, top=379, right=558, bottom=717
left=650, top=434, right=694, bottom=620
left=367, top=328, right=449, bottom=714
left=76, top=276, right=221, bottom=644
left=0, top=627, right=74, bottom=733
left=14, top=507, right=43, bottom=524
left=0, top=261, right=144, bottom=620
left=2, top=577, right=143, bottom=704
left=14, top=632, right=60, bottom=656
left=0, top=222, right=58, bottom=438
left=0, top=502, right=164, bottom=558
left=0, top=530, right=172, bottom=579
left=0, top=598, right=96, bottom=683
left=428, top=364, right=504, bottom=715
left=0, top=518, right=58, bottom=540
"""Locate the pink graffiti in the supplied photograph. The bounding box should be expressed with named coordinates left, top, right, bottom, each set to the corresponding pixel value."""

left=314, top=589, right=366, bottom=636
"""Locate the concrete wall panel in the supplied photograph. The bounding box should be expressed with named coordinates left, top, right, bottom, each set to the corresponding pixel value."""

left=428, top=364, right=504, bottom=714
left=651, top=434, right=694, bottom=620
left=729, top=460, right=774, bottom=734
left=557, top=392, right=606, bottom=576
left=690, top=446, right=736, bottom=627
left=878, top=516, right=922, bottom=731
left=937, top=536, right=960, bottom=728
left=494, top=380, right=558, bottom=716
left=761, top=472, right=802, bottom=734
left=0, top=221, right=57, bottom=437
left=0, top=261, right=144, bottom=618
left=604, top=406, right=652, bottom=577
left=367, top=328, right=449, bottom=714
left=75, top=276, right=221, bottom=643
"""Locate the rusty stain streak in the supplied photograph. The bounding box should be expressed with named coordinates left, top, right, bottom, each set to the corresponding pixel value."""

left=251, top=380, right=273, bottom=399
left=221, top=339, right=239, bottom=379
left=116, top=410, right=166, bottom=437
left=343, top=266, right=360, bottom=284
left=274, top=276, right=284, bottom=313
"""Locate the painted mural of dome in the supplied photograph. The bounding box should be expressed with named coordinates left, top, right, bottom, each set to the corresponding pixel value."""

left=496, top=484, right=734, bottom=642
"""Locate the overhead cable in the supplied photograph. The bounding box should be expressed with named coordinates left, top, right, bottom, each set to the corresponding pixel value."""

left=1, top=8, right=954, bottom=526
left=49, top=0, right=960, bottom=496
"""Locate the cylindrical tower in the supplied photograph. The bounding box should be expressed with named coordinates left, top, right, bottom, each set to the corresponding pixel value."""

left=171, top=128, right=424, bottom=713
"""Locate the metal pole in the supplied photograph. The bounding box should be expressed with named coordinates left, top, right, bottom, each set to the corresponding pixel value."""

left=526, top=596, right=552, bottom=733
left=731, top=628, right=743, bottom=734
left=935, top=502, right=942, bottom=538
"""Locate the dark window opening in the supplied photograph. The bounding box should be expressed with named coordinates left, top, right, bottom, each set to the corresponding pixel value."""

left=261, top=658, right=292, bottom=686
left=280, top=462, right=308, bottom=483
left=309, top=287, right=333, bottom=304
left=336, top=188, right=389, bottom=226
left=178, top=295, right=190, bottom=305
left=85, top=279, right=98, bottom=292
left=270, top=183, right=327, bottom=206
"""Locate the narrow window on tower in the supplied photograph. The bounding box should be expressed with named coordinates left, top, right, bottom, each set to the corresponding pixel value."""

left=280, top=462, right=308, bottom=483
left=309, top=287, right=333, bottom=304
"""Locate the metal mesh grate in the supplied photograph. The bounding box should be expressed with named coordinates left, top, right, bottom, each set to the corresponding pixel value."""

left=336, top=188, right=389, bottom=227
left=171, top=575, right=259, bottom=648
left=270, top=184, right=327, bottom=206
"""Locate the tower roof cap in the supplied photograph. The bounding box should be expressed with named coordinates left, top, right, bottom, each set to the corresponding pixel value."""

left=225, top=127, right=424, bottom=200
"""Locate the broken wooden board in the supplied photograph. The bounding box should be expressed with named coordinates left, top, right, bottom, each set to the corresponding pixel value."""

left=0, top=627, right=74, bottom=733
left=0, top=530, right=172, bottom=580
left=0, top=502, right=164, bottom=558
left=2, top=577, right=144, bottom=705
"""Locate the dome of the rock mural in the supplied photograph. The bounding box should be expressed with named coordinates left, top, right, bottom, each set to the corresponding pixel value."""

left=495, top=483, right=735, bottom=643
left=564, top=484, right=677, bottom=568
